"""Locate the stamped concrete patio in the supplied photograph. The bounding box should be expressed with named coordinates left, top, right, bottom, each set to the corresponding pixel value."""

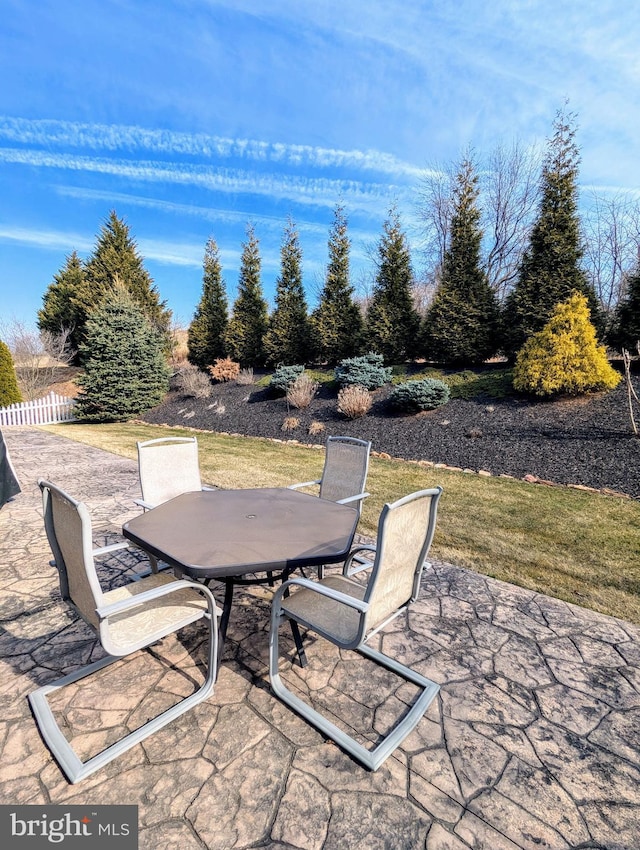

left=1, top=427, right=639, bottom=850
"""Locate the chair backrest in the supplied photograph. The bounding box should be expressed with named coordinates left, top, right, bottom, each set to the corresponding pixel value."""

left=364, top=487, right=442, bottom=632
left=318, top=436, right=371, bottom=509
left=137, top=437, right=202, bottom=506
left=39, top=479, right=104, bottom=630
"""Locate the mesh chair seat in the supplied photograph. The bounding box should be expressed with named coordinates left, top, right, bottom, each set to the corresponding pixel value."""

left=280, top=574, right=366, bottom=646
left=101, top=572, right=211, bottom=655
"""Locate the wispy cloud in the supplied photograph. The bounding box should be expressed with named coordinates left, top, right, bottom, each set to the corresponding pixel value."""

left=0, top=147, right=411, bottom=213
left=0, top=116, right=422, bottom=180
left=55, top=185, right=329, bottom=234
left=0, top=223, right=212, bottom=269
left=54, top=185, right=389, bottom=248
left=0, top=225, right=94, bottom=254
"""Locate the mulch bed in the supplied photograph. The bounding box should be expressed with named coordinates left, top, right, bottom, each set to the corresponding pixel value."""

left=142, top=374, right=640, bottom=500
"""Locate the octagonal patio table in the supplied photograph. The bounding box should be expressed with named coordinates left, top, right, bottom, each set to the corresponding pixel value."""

left=122, top=487, right=360, bottom=665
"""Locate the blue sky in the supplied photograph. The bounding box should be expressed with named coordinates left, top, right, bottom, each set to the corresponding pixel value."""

left=1, top=0, right=639, bottom=328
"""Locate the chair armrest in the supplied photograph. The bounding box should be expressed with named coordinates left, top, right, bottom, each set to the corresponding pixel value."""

left=287, top=480, right=321, bottom=491
left=277, top=576, right=369, bottom=614
left=336, top=491, right=370, bottom=506
left=133, top=498, right=155, bottom=511
left=93, top=541, right=130, bottom=558
left=96, top=579, right=220, bottom=619
left=343, top=545, right=376, bottom=576
left=49, top=540, right=131, bottom=568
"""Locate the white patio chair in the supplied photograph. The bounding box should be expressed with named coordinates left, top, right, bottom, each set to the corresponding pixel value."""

left=135, top=436, right=212, bottom=511
left=135, top=436, right=215, bottom=573
left=269, top=487, right=443, bottom=771
left=29, top=479, right=219, bottom=784
left=288, top=435, right=371, bottom=578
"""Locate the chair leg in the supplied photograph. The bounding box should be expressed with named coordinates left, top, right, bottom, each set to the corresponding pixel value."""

left=29, top=618, right=217, bottom=784
left=269, top=603, right=439, bottom=771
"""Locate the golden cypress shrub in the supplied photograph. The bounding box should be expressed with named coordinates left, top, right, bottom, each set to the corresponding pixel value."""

left=513, top=292, right=621, bottom=397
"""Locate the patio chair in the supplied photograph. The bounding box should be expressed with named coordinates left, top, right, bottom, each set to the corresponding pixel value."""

left=288, top=435, right=371, bottom=578
left=269, top=486, right=443, bottom=770
left=288, top=435, right=371, bottom=513
left=135, top=436, right=215, bottom=573
left=135, top=436, right=213, bottom=511
left=29, top=479, right=219, bottom=784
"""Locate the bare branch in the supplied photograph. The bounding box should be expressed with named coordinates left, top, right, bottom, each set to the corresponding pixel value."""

left=622, top=346, right=640, bottom=436
left=583, top=192, right=640, bottom=335
left=1, top=319, right=75, bottom=399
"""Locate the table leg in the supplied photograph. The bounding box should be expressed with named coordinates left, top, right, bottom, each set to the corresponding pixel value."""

left=217, top=580, right=235, bottom=668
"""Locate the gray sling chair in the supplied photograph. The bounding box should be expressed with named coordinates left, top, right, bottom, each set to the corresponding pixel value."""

left=135, top=436, right=215, bottom=573
left=288, top=435, right=372, bottom=578
left=29, top=480, right=219, bottom=784
left=269, top=487, right=443, bottom=771
left=135, top=436, right=213, bottom=511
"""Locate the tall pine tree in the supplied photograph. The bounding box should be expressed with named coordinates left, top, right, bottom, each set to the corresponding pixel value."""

left=503, top=111, right=598, bottom=357
left=311, top=204, right=364, bottom=364
left=187, top=238, right=229, bottom=369
left=37, top=251, right=88, bottom=361
left=224, top=224, right=269, bottom=367
left=366, top=207, right=420, bottom=363
left=38, top=212, right=172, bottom=361
left=421, top=159, right=499, bottom=365
left=83, top=211, right=172, bottom=338
left=263, top=219, right=311, bottom=366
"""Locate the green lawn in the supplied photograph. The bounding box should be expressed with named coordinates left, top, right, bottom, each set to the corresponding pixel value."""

left=43, top=421, right=640, bottom=626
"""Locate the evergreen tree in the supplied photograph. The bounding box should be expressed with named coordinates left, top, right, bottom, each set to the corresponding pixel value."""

left=503, top=110, right=598, bottom=357
left=37, top=251, right=88, bottom=362
left=614, top=265, right=640, bottom=351
left=513, top=292, right=620, bottom=396
left=75, top=286, right=170, bottom=422
left=0, top=339, right=22, bottom=406
left=310, top=205, right=364, bottom=364
left=366, top=207, right=420, bottom=363
left=82, top=211, right=172, bottom=338
left=187, top=238, right=229, bottom=369
left=224, top=224, right=269, bottom=367
left=263, top=219, right=311, bottom=366
left=422, top=159, right=500, bottom=365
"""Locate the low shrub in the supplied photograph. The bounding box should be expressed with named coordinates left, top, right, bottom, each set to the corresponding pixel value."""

left=308, top=421, right=325, bottom=436
left=392, top=367, right=514, bottom=399
left=270, top=364, right=305, bottom=395
left=281, top=416, right=300, bottom=432
left=236, top=367, right=255, bottom=385
left=388, top=378, right=450, bottom=412
left=208, top=357, right=240, bottom=383
left=337, top=384, right=372, bottom=419
left=286, top=374, right=318, bottom=409
left=173, top=364, right=212, bottom=398
left=334, top=352, right=392, bottom=390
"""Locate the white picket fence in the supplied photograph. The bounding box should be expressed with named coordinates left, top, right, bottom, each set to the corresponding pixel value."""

left=0, top=391, right=76, bottom=426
